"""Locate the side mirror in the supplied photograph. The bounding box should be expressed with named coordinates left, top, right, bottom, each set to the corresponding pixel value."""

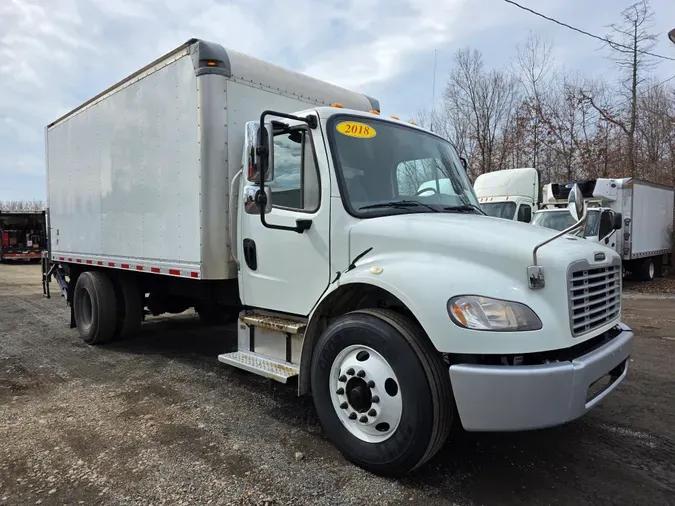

left=613, top=212, right=623, bottom=230
left=567, top=183, right=585, bottom=222
left=245, top=121, right=274, bottom=182
left=243, top=185, right=272, bottom=215
left=459, top=157, right=468, bottom=170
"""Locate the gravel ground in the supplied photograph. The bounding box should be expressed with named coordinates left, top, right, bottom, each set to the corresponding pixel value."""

left=1, top=263, right=674, bottom=505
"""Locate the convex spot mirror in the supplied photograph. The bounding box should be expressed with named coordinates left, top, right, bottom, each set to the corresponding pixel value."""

left=244, top=121, right=274, bottom=182
left=567, top=183, right=585, bottom=222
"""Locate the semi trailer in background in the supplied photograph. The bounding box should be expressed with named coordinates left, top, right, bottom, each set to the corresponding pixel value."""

left=0, top=210, right=46, bottom=262
left=42, top=38, right=633, bottom=476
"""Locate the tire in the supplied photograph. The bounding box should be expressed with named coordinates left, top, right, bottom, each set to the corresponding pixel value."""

left=73, top=271, right=117, bottom=345
left=638, top=258, right=655, bottom=282
left=112, top=274, right=143, bottom=340
left=310, top=308, right=453, bottom=477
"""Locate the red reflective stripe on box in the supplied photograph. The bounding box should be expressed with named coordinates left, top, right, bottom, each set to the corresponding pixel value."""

left=108, top=262, right=115, bottom=267
left=121, top=264, right=130, bottom=269
left=169, top=269, right=181, bottom=276
left=85, top=260, right=93, bottom=264
left=136, top=265, right=143, bottom=271
left=76, top=259, right=82, bottom=263
left=190, top=272, right=199, bottom=278
left=97, top=261, right=103, bottom=266
left=151, top=267, right=161, bottom=273
left=59, top=257, right=65, bottom=261
left=67, top=258, right=72, bottom=262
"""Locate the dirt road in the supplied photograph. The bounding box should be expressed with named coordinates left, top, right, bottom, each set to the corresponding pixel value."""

left=1, top=264, right=674, bottom=505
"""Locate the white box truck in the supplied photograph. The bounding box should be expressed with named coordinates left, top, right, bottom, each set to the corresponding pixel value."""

left=43, top=38, right=634, bottom=477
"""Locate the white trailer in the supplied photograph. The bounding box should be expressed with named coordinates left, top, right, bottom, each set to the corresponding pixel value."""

left=43, top=38, right=633, bottom=477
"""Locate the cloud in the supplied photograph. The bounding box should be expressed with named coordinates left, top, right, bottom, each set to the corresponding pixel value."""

left=0, top=0, right=473, bottom=199
left=2, top=0, right=673, bottom=201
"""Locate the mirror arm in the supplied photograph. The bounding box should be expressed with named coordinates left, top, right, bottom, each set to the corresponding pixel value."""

left=532, top=208, right=588, bottom=265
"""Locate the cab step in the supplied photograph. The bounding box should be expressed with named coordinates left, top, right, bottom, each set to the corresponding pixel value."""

left=239, top=311, right=307, bottom=334
left=218, top=351, right=299, bottom=383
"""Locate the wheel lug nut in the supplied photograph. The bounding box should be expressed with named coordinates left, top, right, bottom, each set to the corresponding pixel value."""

left=340, top=402, right=348, bottom=409
left=348, top=413, right=357, bottom=420
left=371, top=396, right=380, bottom=404
left=336, top=387, right=344, bottom=395
left=339, top=375, right=347, bottom=382
left=367, top=380, right=375, bottom=388
left=359, top=415, right=368, bottom=423
left=368, top=409, right=376, bottom=417
left=357, top=370, right=365, bottom=378
left=346, top=368, right=355, bottom=376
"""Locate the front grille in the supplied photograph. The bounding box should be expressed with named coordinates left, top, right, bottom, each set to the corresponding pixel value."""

left=568, top=262, right=621, bottom=337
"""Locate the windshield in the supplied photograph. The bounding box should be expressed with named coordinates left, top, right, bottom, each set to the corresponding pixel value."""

left=532, top=210, right=577, bottom=232
left=481, top=201, right=517, bottom=219
left=328, top=116, right=480, bottom=216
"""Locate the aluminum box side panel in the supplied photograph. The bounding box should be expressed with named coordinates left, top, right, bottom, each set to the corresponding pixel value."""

left=631, top=182, right=674, bottom=257
left=47, top=54, right=201, bottom=267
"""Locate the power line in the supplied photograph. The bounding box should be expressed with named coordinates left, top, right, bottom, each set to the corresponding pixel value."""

left=503, top=0, right=675, bottom=62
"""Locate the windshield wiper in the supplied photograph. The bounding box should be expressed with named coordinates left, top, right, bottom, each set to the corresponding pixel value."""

left=442, top=204, right=484, bottom=214
left=359, top=200, right=440, bottom=212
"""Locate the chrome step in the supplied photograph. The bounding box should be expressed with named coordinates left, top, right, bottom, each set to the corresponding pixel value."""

left=218, top=351, right=299, bottom=383
left=240, top=311, right=307, bottom=335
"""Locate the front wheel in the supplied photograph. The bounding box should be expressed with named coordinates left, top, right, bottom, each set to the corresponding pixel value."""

left=310, top=309, right=453, bottom=477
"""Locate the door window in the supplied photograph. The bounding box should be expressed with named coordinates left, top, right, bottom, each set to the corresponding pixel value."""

left=517, top=204, right=532, bottom=223
left=599, top=211, right=613, bottom=239
left=267, top=129, right=320, bottom=212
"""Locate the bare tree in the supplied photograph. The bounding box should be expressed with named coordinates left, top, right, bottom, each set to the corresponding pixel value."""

left=584, top=0, right=658, bottom=177
left=514, top=32, right=554, bottom=167
left=0, top=200, right=46, bottom=212
left=444, top=48, right=520, bottom=176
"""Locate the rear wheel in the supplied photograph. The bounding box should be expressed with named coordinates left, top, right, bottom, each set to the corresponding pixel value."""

left=637, top=258, right=655, bottom=281
left=73, top=271, right=117, bottom=345
left=310, top=309, right=453, bottom=477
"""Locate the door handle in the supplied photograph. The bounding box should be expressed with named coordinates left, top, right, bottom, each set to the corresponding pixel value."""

left=243, top=238, right=257, bottom=270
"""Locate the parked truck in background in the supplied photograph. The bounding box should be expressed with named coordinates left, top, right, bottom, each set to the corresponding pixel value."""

left=0, top=210, right=46, bottom=262
left=42, top=38, right=634, bottom=477
left=534, top=178, right=673, bottom=281
left=473, top=167, right=539, bottom=222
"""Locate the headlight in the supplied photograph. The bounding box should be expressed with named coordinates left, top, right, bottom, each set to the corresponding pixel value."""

left=447, top=295, right=542, bottom=331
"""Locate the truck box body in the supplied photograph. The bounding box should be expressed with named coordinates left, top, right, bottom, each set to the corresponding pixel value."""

left=46, top=39, right=377, bottom=280
left=625, top=180, right=673, bottom=259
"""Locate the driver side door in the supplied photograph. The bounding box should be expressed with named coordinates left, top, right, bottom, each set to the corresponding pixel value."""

left=238, top=126, right=331, bottom=316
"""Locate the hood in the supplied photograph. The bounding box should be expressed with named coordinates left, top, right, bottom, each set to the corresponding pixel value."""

left=348, top=213, right=617, bottom=282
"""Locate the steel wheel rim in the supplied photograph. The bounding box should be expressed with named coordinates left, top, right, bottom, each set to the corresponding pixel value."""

left=329, top=345, right=402, bottom=443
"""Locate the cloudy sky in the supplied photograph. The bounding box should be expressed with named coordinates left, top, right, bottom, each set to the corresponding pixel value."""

left=1, top=0, right=674, bottom=201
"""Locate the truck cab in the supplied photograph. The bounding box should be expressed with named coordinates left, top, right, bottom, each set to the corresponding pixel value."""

left=473, top=167, right=538, bottom=222
left=532, top=207, right=622, bottom=248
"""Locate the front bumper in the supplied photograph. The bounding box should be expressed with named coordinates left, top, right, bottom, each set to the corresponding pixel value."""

left=449, top=323, right=633, bottom=431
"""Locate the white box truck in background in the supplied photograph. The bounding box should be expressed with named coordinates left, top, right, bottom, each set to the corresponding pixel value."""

left=43, top=38, right=634, bottom=477
left=473, top=167, right=539, bottom=222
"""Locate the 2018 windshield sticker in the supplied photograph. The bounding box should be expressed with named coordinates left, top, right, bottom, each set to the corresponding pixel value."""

left=336, top=121, right=376, bottom=139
